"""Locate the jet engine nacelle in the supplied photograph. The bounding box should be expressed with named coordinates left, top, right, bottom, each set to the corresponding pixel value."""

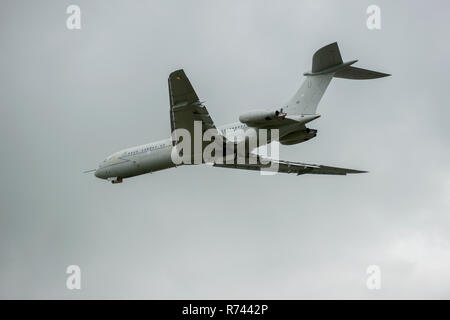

left=280, top=128, right=317, bottom=145
left=239, top=109, right=286, bottom=125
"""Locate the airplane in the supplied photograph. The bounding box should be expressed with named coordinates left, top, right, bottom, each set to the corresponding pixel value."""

left=90, top=42, right=390, bottom=183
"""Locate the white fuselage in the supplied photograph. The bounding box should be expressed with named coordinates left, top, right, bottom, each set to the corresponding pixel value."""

left=94, top=117, right=315, bottom=182
left=95, top=122, right=250, bottom=181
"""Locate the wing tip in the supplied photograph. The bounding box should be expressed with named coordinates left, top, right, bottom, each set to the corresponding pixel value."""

left=169, top=69, right=185, bottom=79
left=348, top=169, right=368, bottom=174
left=375, top=72, right=391, bottom=78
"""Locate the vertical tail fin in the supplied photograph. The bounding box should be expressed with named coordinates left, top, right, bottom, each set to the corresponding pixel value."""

left=284, top=42, right=390, bottom=116
left=311, top=42, right=344, bottom=73
left=285, top=73, right=333, bottom=115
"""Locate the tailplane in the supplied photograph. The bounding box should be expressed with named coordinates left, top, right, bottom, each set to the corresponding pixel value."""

left=285, top=42, right=390, bottom=115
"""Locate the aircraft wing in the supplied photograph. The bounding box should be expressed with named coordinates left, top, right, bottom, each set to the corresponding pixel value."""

left=214, top=156, right=367, bottom=176
left=168, top=69, right=218, bottom=140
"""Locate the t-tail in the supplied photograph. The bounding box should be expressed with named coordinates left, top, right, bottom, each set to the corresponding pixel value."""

left=284, top=42, right=390, bottom=116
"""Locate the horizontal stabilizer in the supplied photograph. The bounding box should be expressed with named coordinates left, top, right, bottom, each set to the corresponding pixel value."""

left=333, top=66, right=390, bottom=79
left=304, top=42, right=390, bottom=79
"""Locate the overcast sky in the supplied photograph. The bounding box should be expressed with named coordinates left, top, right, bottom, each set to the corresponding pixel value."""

left=1, top=0, right=450, bottom=299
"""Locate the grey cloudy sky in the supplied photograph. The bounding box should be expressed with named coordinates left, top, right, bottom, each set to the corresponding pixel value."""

left=1, top=0, right=450, bottom=299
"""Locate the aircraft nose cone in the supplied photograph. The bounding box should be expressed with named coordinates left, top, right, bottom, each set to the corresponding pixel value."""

left=95, top=168, right=105, bottom=179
